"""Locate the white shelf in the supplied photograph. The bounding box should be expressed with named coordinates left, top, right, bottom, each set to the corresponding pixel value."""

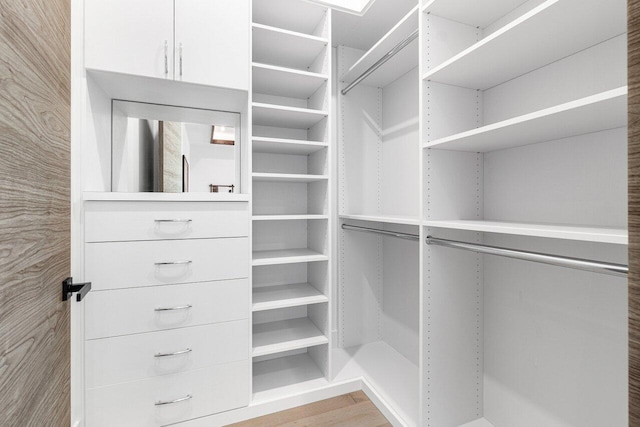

left=83, top=192, right=250, bottom=202
left=253, top=136, right=328, bottom=155
left=459, top=418, right=496, bottom=427
left=424, top=87, right=628, bottom=152
left=252, top=173, right=329, bottom=183
left=252, top=353, right=328, bottom=402
left=422, top=0, right=626, bottom=90
left=333, top=341, right=419, bottom=426
left=252, top=317, right=328, bottom=357
left=253, top=0, right=328, bottom=36
left=252, top=23, right=328, bottom=71
left=424, top=220, right=628, bottom=245
left=252, top=248, right=329, bottom=266
left=253, top=214, right=328, bottom=221
left=253, top=283, right=328, bottom=312
left=253, top=63, right=328, bottom=99
left=342, top=6, right=419, bottom=89
left=252, top=102, right=328, bottom=129
left=422, top=0, right=527, bottom=28
left=340, top=214, right=420, bottom=226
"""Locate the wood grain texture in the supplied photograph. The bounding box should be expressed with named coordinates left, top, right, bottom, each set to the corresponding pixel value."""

left=0, top=0, right=71, bottom=426
left=227, top=391, right=392, bottom=427
left=631, top=0, right=640, bottom=424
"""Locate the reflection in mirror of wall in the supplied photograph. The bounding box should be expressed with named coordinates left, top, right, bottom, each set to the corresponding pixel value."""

left=111, top=100, right=241, bottom=194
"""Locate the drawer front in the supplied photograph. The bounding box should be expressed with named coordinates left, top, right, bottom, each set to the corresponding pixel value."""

left=86, top=320, right=249, bottom=389
left=85, top=238, right=249, bottom=291
left=85, top=201, right=249, bottom=242
left=85, top=279, right=249, bottom=339
left=86, top=361, right=249, bottom=427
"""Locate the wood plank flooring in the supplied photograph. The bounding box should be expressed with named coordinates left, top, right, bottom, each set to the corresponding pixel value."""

left=227, top=391, right=392, bottom=427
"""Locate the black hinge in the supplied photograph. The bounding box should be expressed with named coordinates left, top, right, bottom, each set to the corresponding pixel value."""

left=62, top=277, right=92, bottom=302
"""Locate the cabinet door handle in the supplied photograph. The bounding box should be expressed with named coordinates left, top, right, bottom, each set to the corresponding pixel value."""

left=164, top=40, right=168, bottom=76
left=154, top=260, right=192, bottom=266
left=154, top=304, right=192, bottom=312
left=154, top=219, right=193, bottom=223
left=179, top=43, right=183, bottom=78
left=155, top=394, right=192, bottom=406
left=154, top=348, right=192, bottom=358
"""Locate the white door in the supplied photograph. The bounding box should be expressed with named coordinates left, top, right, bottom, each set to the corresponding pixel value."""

left=85, top=0, right=174, bottom=79
left=174, top=0, right=249, bottom=90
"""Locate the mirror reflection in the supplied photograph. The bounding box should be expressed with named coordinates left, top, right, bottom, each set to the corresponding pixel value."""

left=111, top=100, right=241, bottom=193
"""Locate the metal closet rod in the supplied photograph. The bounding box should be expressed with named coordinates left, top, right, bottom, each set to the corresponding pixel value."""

left=341, top=223, right=419, bottom=241
left=426, top=236, right=628, bottom=278
left=341, top=28, right=419, bottom=96
left=341, top=223, right=627, bottom=277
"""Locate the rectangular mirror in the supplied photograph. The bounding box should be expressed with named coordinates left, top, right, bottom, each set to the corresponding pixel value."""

left=111, top=100, right=241, bottom=193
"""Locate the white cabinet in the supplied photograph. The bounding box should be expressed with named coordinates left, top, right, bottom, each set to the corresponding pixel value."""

left=85, top=0, right=174, bottom=79
left=85, top=0, right=249, bottom=90
left=175, top=0, right=249, bottom=89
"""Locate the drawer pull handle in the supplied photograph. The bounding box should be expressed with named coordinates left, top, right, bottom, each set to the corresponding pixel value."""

left=154, top=219, right=193, bottom=223
left=154, top=304, right=192, bottom=312
left=155, top=348, right=192, bottom=358
left=154, top=260, right=192, bottom=266
left=155, top=394, right=192, bottom=406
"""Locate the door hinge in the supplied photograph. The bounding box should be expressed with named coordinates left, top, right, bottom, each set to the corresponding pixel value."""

left=62, top=277, right=92, bottom=302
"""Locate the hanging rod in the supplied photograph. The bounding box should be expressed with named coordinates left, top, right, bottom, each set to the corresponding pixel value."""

left=341, top=223, right=419, bottom=241
left=425, top=236, right=628, bottom=278
left=341, top=28, right=419, bottom=96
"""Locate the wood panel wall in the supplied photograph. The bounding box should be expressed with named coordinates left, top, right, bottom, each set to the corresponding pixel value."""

left=630, top=0, right=640, bottom=424
left=0, top=0, right=71, bottom=425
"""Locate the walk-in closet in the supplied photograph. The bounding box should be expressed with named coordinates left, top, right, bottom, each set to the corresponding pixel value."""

left=6, top=0, right=632, bottom=426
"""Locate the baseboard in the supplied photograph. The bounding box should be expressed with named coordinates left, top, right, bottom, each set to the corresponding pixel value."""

left=360, top=378, right=409, bottom=427
left=172, top=378, right=362, bottom=426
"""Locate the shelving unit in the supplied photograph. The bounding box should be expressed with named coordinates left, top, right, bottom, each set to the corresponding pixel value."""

left=253, top=283, right=328, bottom=312
left=422, top=0, right=626, bottom=90
left=340, top=214, right=420, bottom=226
left=252, top=103, right=328, bottom=129
left=424, top=87, right=628, bottom=152
left=250, top=0, right=332, bottom=402
left=421, top=0, right=628, bottom=425
left=252, top=249, right=329, bottom=267
left=252, top=318, right=329, bottom=357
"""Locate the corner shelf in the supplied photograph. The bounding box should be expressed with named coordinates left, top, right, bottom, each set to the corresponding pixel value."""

left=252, top=173, right=329, bottom=183
left=253, top=136, right=328, bottom=155
left=252, top=23, right=328, bottom=71
left=424, top=220, right=628, bottom=245
left=252, top=248, right=329, bottom=266
left=341, top=6, right=419, bottom=89
left=340, top=214, right=420, bottom=226
left=423, top=87, right=628, bottom=152
left=252, top=102, right=328, bottom=129
left=422, top=0, right=626, bottom=90
left=253, top=63, right=328, bottom=99
left=253, top=283, right=328, bottom=312
left=252, top=317, right=328, bottom=357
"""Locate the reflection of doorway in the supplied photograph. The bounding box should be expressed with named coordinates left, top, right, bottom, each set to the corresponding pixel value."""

left=158, top=121, right=183, bottom=193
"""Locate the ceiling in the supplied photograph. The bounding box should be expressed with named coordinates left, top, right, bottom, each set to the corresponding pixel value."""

left=331, top=0, right=418, bottom=50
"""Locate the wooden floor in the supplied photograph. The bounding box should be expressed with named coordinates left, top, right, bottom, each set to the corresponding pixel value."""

left=227, top=391, right=392, bottom=427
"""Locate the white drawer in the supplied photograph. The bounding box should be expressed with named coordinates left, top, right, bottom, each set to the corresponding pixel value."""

left=85, top=201, right=249, bottom=242
left=85, top=238, right=248, bottom=291
left=85, top=320, right=248, bottom=389
left=85, top=279, right=249, bottom=339
left=86, top=361, right=249, bottom=427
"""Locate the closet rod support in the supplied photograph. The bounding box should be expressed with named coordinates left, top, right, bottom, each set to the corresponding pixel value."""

left=425, top=236, right=628, bottom=277
left=342, top=223, right=419, bottom=241
left=341, top=28, right=419, bottom=96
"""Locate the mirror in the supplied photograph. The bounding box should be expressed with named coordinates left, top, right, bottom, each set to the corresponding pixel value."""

left=111, top=100, right=241, bottom=193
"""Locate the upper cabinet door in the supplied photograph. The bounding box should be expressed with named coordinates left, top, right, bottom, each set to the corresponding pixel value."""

left=175, top=0, right=249, bottom=90
left=85, top=0, right=174, bottom=79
